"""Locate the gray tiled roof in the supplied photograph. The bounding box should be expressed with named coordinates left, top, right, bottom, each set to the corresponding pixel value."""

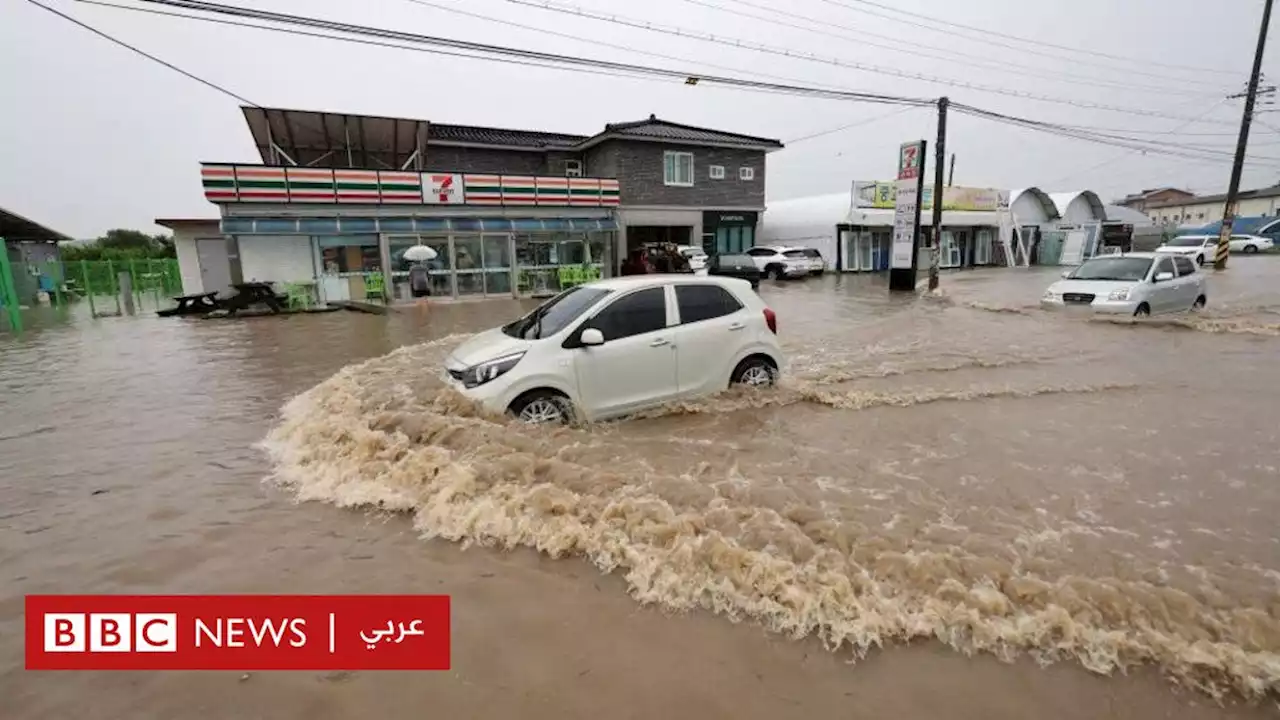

left=428, top=123, right=586, bottom=148
left=598, top=117, right=783, bottom=148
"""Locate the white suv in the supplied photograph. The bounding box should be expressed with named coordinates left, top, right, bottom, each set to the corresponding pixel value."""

left=745, top=246, right=811, bottom=279
left=444, top=275, right=785, bottom=423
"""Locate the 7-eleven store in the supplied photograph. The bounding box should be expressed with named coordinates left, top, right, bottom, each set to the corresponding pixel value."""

left=196, top=164, right=620, bottom=304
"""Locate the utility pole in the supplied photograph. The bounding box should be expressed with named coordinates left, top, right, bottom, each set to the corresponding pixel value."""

left=928, top=96, right=948, bottom=291
left=1214, top=0, right=1274, bottom=271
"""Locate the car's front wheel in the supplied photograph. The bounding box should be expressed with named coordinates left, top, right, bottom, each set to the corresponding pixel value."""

left=1196, top=254, right=1205, bottom=266
left=1192, top=295, right=1207, bottom=312
left=1243, top=244, right=1259, bottom=254
left=1134, top=303, right=1151, bottom=317
left=731, top=356, right=777, bottom=387
left=508, top=390, right=573, bottom=425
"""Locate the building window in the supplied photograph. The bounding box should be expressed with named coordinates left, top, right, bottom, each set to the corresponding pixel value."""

left=564, top=159, right=583, bottom=178
left=739, top=166, right=755, bottom=181
left=1197, top=212, right=1204, bottom=220
left=709, top=165, right=725, bottom=180
left=664, top=151, right=694, bottom=187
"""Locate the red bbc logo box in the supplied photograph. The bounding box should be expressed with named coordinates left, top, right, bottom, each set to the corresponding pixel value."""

left=25, top=595, right=450, bottom=671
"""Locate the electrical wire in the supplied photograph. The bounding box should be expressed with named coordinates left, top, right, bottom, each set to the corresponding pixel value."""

left=509, top=0, right=1239, bottom=121
left=62, top=0, right=1276, bottom=166
left=810, top=0, right=1238, bottom=78
left=785, top=105, right=920, bottom=143
left=22, top=0, right=257, bottom=106
left=399, top=0, right=915, bottom=98
left=112, top=0, right=936, bottom=107
left=678, top=0, right=1229, bottom=93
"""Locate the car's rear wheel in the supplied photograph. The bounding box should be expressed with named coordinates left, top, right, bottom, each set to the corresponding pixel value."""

left=731, top=356, right=777, bottom=387
left=1243, top=244, right=1259, bottom=254
left=1134, top=303, right=1151, bottom=318
left=1192, top=295, right=1206, bottom=312
left=508, top=390, right=572, bottom=425
left=765, top=264, right=783, bottom=280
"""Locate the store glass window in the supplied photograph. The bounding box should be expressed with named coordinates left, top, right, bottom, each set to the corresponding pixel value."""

left=388, top=234, right=450, bottom=299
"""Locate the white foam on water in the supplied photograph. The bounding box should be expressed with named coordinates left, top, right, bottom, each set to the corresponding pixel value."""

left=260, top=340, right=1280, bottom=702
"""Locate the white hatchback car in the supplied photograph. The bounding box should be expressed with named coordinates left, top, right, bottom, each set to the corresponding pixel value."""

left=444, top=275, right=785, bottom=424
left=1041, top=252, right=1207, bottom=317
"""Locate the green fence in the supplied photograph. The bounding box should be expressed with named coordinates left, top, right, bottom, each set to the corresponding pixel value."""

left=1, top=246, right=21, bottom=332
left=47, top=259, right=180, bottom=317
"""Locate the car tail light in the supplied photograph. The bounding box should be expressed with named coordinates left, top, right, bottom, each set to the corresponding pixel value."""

left=763, top=307, right=777, bottom=334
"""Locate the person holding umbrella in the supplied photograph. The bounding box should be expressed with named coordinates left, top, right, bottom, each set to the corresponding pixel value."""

left=402, top=244, right=438, bottom=311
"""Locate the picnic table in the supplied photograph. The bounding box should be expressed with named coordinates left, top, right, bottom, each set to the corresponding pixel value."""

left=220, top=282, right=285, bottom=315
left=158, top=291, right=220, bottom=317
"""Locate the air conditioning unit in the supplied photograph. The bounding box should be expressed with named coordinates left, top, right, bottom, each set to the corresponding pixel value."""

left=565, top=160, right=583, bottom=178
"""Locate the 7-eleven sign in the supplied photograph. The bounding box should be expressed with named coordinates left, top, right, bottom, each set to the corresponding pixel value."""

left=424, top=173, right=465, bottom=204
left=897, top=141, right=924, bottom=181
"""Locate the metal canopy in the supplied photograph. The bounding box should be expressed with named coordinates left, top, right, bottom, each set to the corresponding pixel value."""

left=0, top=206, right=74, bottom=244
left=242, top=106, right=429, bottom=170
left=220, top=215, right=619, bottom=235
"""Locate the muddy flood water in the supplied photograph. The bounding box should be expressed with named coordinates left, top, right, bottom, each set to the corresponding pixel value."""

left=2, top=261, right=1279, bottom=719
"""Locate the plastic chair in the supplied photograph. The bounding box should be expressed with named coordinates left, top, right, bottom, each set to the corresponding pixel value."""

left=583, top=265, right=601, bottom=281
left=285, top=283, right=313, bottom=310
left=557, top=266, right=577, bottom=289
left=364, top=273, right=386, bottom=301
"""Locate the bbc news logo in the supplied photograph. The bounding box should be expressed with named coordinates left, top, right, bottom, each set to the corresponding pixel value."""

left=26, top=595, right=450, bottom=671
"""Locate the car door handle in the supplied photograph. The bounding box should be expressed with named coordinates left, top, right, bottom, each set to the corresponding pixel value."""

left=649, top=338, right=670, bottom=347
left=728, top=322, right=745, bottom=331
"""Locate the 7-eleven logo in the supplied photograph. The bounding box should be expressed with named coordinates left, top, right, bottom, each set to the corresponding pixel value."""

left=430, top=174, right=461, bottom=203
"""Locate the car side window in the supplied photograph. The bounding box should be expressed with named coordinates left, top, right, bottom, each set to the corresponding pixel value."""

left=590, top=287, right=667, bottom=341
left=1172, top=256, right=1196, bottom=276
left=745, top=248, right=773, bottom=257
left=675, top=285, right=743, bottom=324
left=1154, top=257, right=1175, bottom=277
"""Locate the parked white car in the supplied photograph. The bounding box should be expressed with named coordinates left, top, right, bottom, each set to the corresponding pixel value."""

left=444, top=275, right=785, bottom=424
left=1041, top=252, right=1207, bottom=317
left=795, top=247, right=828, bottom=275
left=677, top=245, right=709, bottom=272
left=745, top=246, right=811, bottom=279
left=1156, top=234, right=1274, bottom=265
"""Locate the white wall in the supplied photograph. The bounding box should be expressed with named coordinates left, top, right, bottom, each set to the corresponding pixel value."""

left=169, top=222, right=222, bottom=295
left=1149, top=196, right=1279, bottom=226
left=237, top=235, right=315, bottom=285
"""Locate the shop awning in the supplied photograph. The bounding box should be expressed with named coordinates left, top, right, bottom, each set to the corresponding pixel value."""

left=220, top=216, right=618, bottom=235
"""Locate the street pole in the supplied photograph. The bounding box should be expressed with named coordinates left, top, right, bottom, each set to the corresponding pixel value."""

left=1215, top=0, right=1273, bottom=271
left=928, top=96, right=948, bottom=291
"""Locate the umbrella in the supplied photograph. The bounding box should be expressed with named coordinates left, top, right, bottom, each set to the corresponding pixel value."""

left=402, top=245, right=438, bottom=262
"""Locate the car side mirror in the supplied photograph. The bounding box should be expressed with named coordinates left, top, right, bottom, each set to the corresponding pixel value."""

left=1061, top=270, right=1072, bottom=279
left=1154, top=271, right=1174, bottom=282
left=580, top=328, right=605, bottom=346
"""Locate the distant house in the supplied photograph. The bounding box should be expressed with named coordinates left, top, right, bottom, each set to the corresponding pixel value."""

left=1, top=205, right=71, bottom=305
left=1115, top=187, right=1195, bottom=213
left=1146, top=184, right=1280, bottom=227
left=176, top=106, right=782, bottom=303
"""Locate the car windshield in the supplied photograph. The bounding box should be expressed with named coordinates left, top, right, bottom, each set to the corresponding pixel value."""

left=1068, top=257, right=1154, bottom=281
left=783, top=250, right=806, bottom=259
left=501, top=286, right=612, bottom=340
left=1167, top=236, right=1207, bottom=247
left=801, top=249, right=821, bottom=258
left=680, top=248, right=707, bottom=258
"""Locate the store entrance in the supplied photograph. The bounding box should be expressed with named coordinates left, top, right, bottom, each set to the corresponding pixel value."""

left=626, top=226, right=691, bottom=252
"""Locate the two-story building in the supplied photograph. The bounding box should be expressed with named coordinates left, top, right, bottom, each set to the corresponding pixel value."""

left=169, top=106, right=781, bottom=303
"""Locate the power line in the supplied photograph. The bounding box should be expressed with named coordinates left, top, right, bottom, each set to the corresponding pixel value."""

left=107, top=0, right=936, bottom=107
left=785, top=105, right=920, bottom=143
left=680, top=0, right=1228, bottom=93
left=23, top=0, right=257, bottom=105
left=510, top=0, right=1239, bottom=122
left=398, top=0, right=912, bottom=98
left=69, top=0, right=1275, bottom=165
left=811, top=0, right=1238, bottom=78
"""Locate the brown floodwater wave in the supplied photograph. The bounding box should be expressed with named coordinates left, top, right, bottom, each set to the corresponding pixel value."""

left=260, top=335, right=1280, bottom=702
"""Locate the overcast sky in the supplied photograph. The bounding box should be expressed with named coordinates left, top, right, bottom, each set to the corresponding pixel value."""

left=3, top=0, right=1277, bottom=238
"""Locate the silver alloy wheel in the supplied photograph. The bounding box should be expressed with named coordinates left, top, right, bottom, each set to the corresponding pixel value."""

left=518, top=397, right=565, bottom=424
left=740, top=364, right=774, bottom=386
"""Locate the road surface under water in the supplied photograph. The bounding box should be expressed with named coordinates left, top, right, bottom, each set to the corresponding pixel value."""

left=2, top=260, right=1278, bottom=719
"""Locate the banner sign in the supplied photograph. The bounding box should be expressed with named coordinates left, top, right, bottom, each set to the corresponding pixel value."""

left=25, top=595, right=451, bottom=671
left=856, top=182, right=1006, bottom=212
left=892, top=141, right=926, bottom=270
left=424, top=173, right=465, bottom=204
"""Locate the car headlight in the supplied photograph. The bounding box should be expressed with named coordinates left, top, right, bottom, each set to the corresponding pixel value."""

left=1042, top=289, right=1060, bottom=301
left=461, top=352, right=525, bottom=389
left=1108, top=288, right=1131, bottom=301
